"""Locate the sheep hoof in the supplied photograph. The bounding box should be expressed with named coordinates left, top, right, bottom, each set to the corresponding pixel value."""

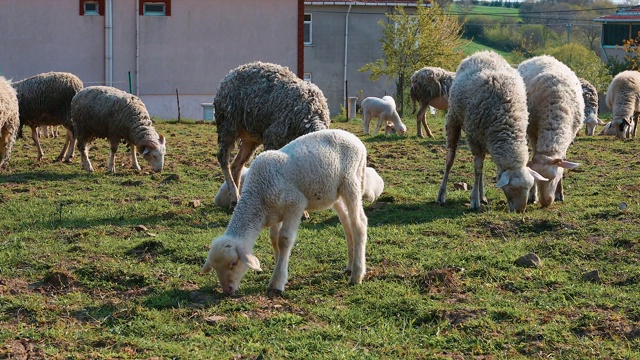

left=266, top=288, right=283, bottom=297
left=344, top=269, right=352, bottom=276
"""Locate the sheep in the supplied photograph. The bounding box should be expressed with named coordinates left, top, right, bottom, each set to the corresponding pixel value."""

left=214, top=61, right=331, bottom=209
left=436, top=51, right=547, bottom=213
left=360, top=96, right=407, bottom=136
left=605, top=70, right=640, bottom=140
left=201, top=129, right=368, bottom=295
left=410, top=67, right=455, bottom=138
left=0, top=76, right=19, bottom=168
left=579, top=78, right=605, bottom=136
left=598, top=121, right=616, bottom=136
left=12, top=72, right=83, bottom=162
left=517, top=55, right=583, bottom=207
left=70, top=86, right=166, bottom=173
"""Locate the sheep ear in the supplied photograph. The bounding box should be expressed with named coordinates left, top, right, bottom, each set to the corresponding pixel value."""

left=553, top=159, right=580, bottom=169
left=495, top=171, right=510, bottom=188
left=237, top=246, right=262, bottom=271
left=597, top=118, right=606, bottom=126
left=159, top=134, right=166, bottom=146
left=528, top=168, right=548, bottom=182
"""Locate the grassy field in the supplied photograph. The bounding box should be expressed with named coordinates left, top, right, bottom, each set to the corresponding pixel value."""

left=1, top=115, right=639, bottom=359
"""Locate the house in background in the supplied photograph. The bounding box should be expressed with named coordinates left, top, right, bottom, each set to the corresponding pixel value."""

left=0, top=0, right=302, bottom=120
left=594, top=6, right=640, bottom=64
left=304, top=1, right=428, bottom=117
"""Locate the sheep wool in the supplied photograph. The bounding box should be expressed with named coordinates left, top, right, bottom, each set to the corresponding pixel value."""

left=360, top=96, right=406, bottom=136
left=605, top=70, right=640, bottom=139
left=579, top=78, right=604, bottom=136
left=12, top=71, right=83, bottom=162
left=517, top=55, right=583, bottom=207
left=409, top=67, right=455, bottom=138
left=214, top=61, right=331, bottom=208
left=71, top=86, right=166, bottom=173
left=436, top=51, right=546, bottom=213
left=0, top=76, right=19, bottom=168
left=202, top=129, right=368, bottom=295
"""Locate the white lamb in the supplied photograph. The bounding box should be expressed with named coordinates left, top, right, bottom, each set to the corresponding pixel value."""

left=517, top=55, right=583, bottom=207
left=201, top=129, right=369, bottom=295
left=436, top=51, right=547, bottom=213
left=605, top=70, right=640, bottom=140
left=361, top=96, right=407, bottom=136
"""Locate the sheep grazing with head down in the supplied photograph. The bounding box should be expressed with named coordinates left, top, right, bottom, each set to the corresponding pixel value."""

left=598, top=121, right=617, bottom=136
left=71, top=86, right=166, bottom=174
left=410, top=67, right=455, bottom=138
left=0, top=76, right=19, bottom=168
left=360, top=96, right=406, bottom=136
left=517, top=55, right=583, bottom=207
left=436, top=51, right=547, bottom=213
left=605, top=70, right=640, bottom=140
left=214, top=61, right=331, bottom=208
left=201, top=129, right=368, bottom=295
left=579, top=78, right=605, bottom=136
left=12, top=72, right=83, bottom=162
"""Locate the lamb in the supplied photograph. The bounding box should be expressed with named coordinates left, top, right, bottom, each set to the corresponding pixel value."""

left=0, top=76, right=19, bottom=168
left=360, top=96, right=407, bottom=136
left=410, top=67, right=455, bottom=138
left=605, top=70, right=640, bottom=140
left=12, top=72, right=83, bottom=162
left=579, top=78, right=605, bottom=136
left=201, top=129, right=368, bottom=295
left=436, top=51, right=547, bottom=213
left=214, top=61, right=331, bottom=208
left=70, top=86, right=166, bottom=173
left=517, top=55, right=583, bottom=207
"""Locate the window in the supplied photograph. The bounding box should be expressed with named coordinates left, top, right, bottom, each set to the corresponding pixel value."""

left=304, top=13, right=312, bottom=45
left=139, top=0, right=171, bottom=16
left=602, top=24, right=631, bottom=46
left=303, top=73, right=312, bottom=82
left=79, top=0, right=104, bottom=16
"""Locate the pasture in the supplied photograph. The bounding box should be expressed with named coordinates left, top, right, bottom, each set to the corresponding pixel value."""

left=1, top=116, right=639, bottom=359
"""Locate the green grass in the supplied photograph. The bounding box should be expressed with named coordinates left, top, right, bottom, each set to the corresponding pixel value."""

left=1, top=117, right=639, bottom=359
left=449, top=4, right=521, bottom=20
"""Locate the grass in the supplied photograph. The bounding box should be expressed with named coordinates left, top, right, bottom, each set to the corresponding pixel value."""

left=1, top=116, right=639, bottom=359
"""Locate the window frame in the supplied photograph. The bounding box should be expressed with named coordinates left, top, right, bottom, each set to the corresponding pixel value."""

left=303, top=73, right=312, bottom=82
left=79, top=0, right=104, bottom=16
left=139, top=0, right=171, bottom=16
left=304, top=13, right=312, bottom=45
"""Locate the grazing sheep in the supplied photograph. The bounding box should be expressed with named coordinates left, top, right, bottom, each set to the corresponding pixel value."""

left=201, top=129, right=368, bottom=295
left=214, top=61, right=331, bottom=208
left=0, top=76, right=19, bottom=168
left=410, top=67, right=455, bottom=138
left=579, top=78, right=605, bottom=136
left=361, top=96, right=407, bottom=136
left=436, top=51, right=547, bottom=213
left=71, top=86, right=166, bottom=173
left=12, top=72, right=83, bottom=162
left=598, top=121, right=616, bottom=136
left=605, top=70, right=640, bottom=140
left=517, top=55, right=583, bottom=207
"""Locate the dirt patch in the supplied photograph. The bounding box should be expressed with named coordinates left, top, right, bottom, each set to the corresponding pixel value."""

left=439, top=308, right=486, bottom=327
left=1, top=339, right=45, bottom=360
left=128, top=240, right=170, bottom=262
left=419, top=267, right=464, bottom=294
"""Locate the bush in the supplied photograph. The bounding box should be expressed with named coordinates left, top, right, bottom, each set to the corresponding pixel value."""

left=542, top=43, right=612, bottom=93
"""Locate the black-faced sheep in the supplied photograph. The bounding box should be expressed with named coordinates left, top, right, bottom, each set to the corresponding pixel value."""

left=517, top=55, right=583, bottom=207
left=0, top=76, right=19, bottom=168
left=214, top=61, right=331, bottom=208
left=71, top=86, right=166, bottom=173
left=12, top=72, right=83, bottom=162
left=436, top=51, right=547, bottom=213
left=410, top=67, right=455, bottom=138
left=201, top=129, right=368, bottom=295
left=579, top=78, right=605, bottom=136
left=605, top=70, right=640, bottom=140
left=361, top=96, right=406, bottom=136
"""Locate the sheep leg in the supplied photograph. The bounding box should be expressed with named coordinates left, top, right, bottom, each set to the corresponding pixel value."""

left=373, top=115, right=384, bottom=135
left=332, top=199, right=355, bottom=275
left=436, top=124, right=461, bottom=204
left=0, top=126, right=13, bottom=167
left=130, top=144, right=142, bottom=171
left=229, top=140, right=260, bottom=203
left=63, top=128, right=76, bottom=163
left=416, top=105, right=428, bottom=138
left=30, top=126, right=45, bottom=161
left=77, top=139, right=94, bottom=172
left=108, top=139, right=120, bottom=173
left=470, top=153, right=487, bottom=210
left=341, top=183, right=368, bottom=285
left=269, top=222, right=283, bottom=262
left=217, top=141, right=240, bottom=207
left=362, top=112, right=371, bottom=135
left=267, top=213, right=303, bottom=293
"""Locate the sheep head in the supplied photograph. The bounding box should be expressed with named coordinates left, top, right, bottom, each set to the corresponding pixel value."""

left=200, top=235, right=261, bottom=295
left=139, top=135, right=166, bottom=172
left=496, top=167, right=548, bottom=213
left=611, top=117, right=634, bottom=140
left=584, top=111, right=605, bottom=136
left=528, top=157, right=579, bottom=208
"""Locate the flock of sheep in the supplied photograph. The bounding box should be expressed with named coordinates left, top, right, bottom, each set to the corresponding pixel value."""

left=0, top=53, right=638, bottom=296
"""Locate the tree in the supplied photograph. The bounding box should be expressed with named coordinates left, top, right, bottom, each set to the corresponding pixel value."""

left=544, top=43, right=612, bottom=92
left=359, top=2, right=465, bottom=115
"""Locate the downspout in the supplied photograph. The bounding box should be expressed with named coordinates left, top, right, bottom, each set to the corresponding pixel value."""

left=136, top=0, right=140, bottom=95
left=599, top=21, right=610, bottom=64
left=343, top=4, right=352, bottom=112
left=105, top=0, right=113, bottom=86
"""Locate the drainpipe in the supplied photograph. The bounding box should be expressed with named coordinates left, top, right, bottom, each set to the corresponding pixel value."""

left=599, top=22, right=610, bottom=64
left=105, top=0, right=113, bottom=86
left=343, top=4, right=352, bottom=112
left=136, top=0, right=140, bottom=95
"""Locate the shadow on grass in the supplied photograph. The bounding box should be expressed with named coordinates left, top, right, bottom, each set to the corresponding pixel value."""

left=0, top=171, right=86, bottom=184
left=142, top=287, right=228, bottom=309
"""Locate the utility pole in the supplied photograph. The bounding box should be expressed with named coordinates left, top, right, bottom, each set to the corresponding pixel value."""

left=565, top=23, right=573, bottom=43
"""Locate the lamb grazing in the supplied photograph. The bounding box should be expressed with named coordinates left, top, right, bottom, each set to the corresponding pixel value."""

left=360, top=96, right=407, bottom=136
left=517, top=55, right=583, bottom=207
left=0, top=76, right=19, bottom=168
left=579, top=78, right=605, bottom=136
left=410, top=67, right=455, bottom=138
left=605, top=70, right=640, bottom=140
left=71, top=86, right=166, bottom=173
left=214, top=61, right=331, bottom=208
left=12, top=72, right=83, bottom=162
left=201, top=129, right=368, bottom=295
left=436, top=51, right=547, bottom=213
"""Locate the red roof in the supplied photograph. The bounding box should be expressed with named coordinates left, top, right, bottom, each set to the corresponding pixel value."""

left=595, top=6, right=640, bottom=22
left=305, top=1, right=428, bottom=5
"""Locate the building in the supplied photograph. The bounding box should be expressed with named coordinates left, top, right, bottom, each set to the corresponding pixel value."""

left=594, top=6, right=640, bottom=64
left=0, top=0, right=302, bottom=120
